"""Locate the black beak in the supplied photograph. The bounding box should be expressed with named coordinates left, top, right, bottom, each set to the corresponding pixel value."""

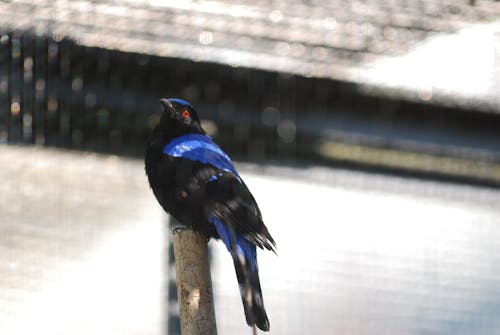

left=159, top=98, right=175, bottom=116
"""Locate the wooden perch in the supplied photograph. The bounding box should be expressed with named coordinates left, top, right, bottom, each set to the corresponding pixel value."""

left=172, top=227, right=218, bottom=335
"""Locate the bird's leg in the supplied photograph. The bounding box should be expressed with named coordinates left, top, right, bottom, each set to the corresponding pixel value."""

left=170, top=215, right=186, bottom=233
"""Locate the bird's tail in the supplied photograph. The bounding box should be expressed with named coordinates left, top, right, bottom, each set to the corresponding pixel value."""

left=209, top=216, right=270, bottom=331
left=232, top=250, right=270, bottom=332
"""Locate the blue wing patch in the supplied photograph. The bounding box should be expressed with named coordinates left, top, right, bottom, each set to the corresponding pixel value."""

left=209, top=215, right=257, bottom=270
left=169, top=98, right=192, bottom=107
left=162, top=134, right=240, bottom=178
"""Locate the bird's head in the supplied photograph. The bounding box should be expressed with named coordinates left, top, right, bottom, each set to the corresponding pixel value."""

left=158, top=98, right=204, bottom=135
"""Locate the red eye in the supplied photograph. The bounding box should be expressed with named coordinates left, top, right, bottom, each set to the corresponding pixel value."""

left=182, top=111, right=190, bottom=118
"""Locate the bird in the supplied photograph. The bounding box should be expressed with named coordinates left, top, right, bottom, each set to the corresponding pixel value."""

left=145, top=98, right=275, bottom=331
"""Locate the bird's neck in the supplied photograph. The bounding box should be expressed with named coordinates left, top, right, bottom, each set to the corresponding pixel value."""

left=155, top=119, right=206, bottom=144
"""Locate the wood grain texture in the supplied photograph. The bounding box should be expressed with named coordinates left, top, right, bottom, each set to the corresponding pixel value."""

left=172, top=228, right=217, bottom=335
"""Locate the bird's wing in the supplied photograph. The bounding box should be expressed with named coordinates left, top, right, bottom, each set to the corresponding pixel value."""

left=205, top=173, right=276, bottom=252
left=162, top=134, right=275, bottom=251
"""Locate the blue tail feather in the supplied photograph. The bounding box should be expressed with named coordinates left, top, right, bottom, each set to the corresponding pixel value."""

left=209, top=216, right=257, bottom=270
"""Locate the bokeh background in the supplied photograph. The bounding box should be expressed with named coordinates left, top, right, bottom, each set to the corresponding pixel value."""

left=1, top=1, right=500, bottom=334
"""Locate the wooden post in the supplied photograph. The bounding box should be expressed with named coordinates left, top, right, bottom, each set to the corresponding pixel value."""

left=172, top=226, right=217, bottom=335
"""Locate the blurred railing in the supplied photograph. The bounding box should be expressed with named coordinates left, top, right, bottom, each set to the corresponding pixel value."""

left=1, top=30, right=500, bottom=185
left=1, top=1, right=500, bottom=186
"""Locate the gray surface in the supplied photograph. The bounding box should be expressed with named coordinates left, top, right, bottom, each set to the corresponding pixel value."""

left=213, top=163, right=500, bottom=335
left=1, top=145, right=500, bottom=335
left=0, top=145, right=163, bottom=335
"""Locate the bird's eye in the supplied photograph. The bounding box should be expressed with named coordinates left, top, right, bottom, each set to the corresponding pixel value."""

left=182, top=111, right=190, bottom=118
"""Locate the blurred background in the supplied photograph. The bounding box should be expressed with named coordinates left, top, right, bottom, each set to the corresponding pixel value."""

left=1, top=1, right=500, bottom=334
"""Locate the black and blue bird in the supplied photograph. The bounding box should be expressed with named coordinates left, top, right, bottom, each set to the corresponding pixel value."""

left=145, top=98, right=275, bottom=331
